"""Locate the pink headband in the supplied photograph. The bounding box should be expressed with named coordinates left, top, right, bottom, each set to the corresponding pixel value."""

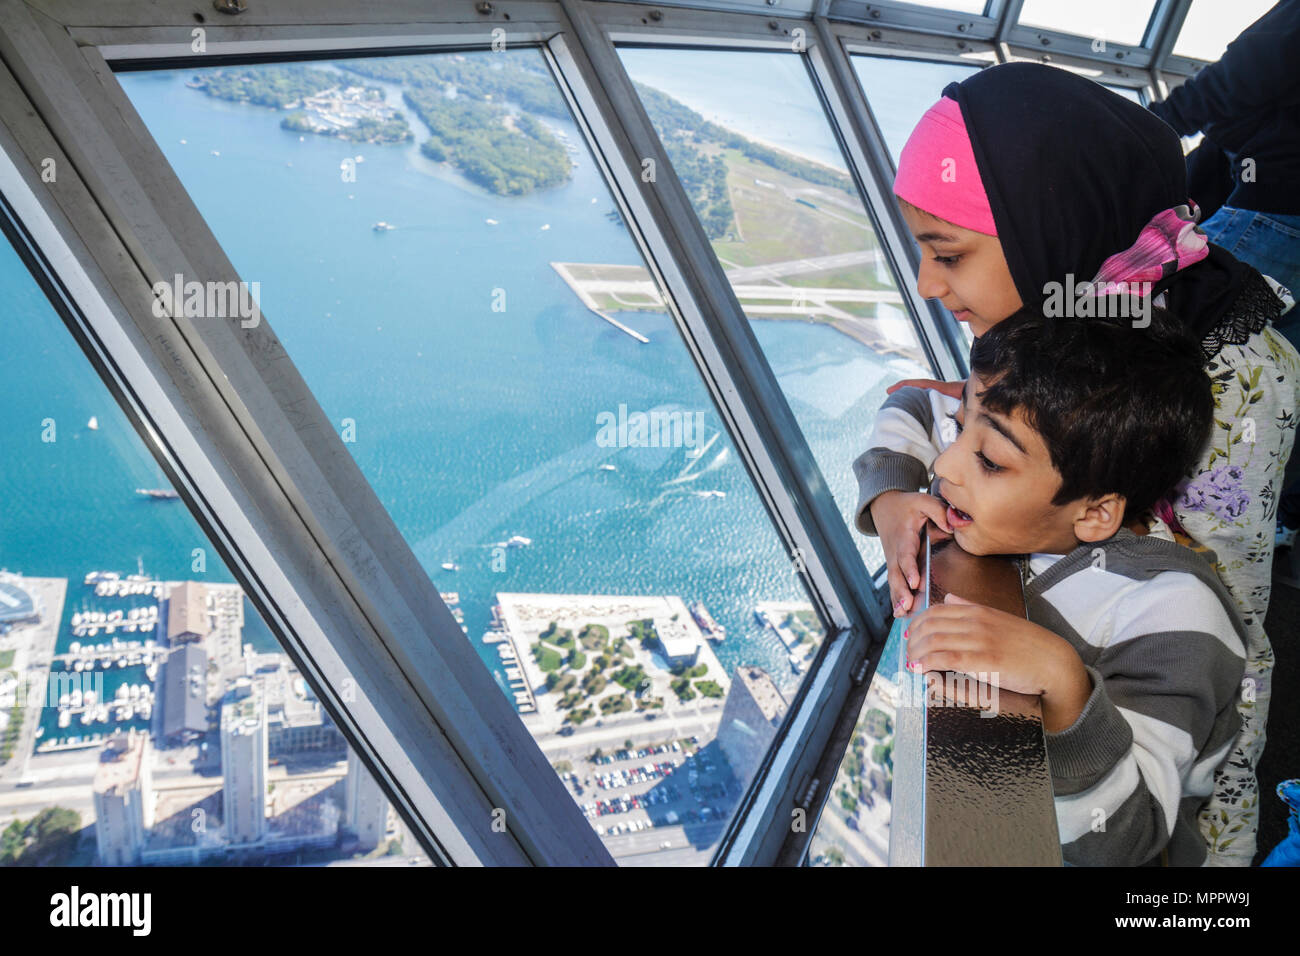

left=893, top=96, right=998, bottom=237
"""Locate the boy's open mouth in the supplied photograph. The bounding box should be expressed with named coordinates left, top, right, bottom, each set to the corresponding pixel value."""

left=937, top=489, right=974, bottom=528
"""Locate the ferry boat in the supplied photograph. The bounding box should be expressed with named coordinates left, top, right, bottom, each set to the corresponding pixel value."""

left=689, top=601, right=727, bottom=642
left=135, top=488, right=180, bottom=500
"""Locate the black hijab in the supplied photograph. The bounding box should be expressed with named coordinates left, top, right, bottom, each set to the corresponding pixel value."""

left=943, top=62, right=1256, bottom=344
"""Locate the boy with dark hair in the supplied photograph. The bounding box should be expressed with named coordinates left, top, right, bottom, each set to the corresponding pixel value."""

left=883, top=308, right=1246, bottom=866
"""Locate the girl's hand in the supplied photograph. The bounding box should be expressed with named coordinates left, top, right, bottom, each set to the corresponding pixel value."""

left=904, top=594, right=1093, bottom=732
left=886, top=378, right=965, bottom=400
left=869, top=490, right=952, bottom=616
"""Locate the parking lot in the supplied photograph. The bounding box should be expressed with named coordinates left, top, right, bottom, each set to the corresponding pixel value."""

left=554, top=736, right=741, bottom=853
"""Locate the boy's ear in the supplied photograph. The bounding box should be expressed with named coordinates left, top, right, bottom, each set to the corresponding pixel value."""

left=1073, top=493, right=1126, bottom=543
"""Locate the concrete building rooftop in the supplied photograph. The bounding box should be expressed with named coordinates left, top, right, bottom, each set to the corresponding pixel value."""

left=737, top=666, right=787, bottom=724
left=93, top=731, right=146, bottom=796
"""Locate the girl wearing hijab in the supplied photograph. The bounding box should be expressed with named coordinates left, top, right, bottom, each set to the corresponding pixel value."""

left=853, top=62, right=1300, bottom=865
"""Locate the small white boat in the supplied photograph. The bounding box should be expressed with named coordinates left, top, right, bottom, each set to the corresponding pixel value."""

left=540, top=223, right=550, bottom=230
left=87, top=416, right=99, bottom=430
left=506, top=535, right=532, bottom=548
left=58, top=711, right=71, bottom=729
left=441, top=562, right=460, bottom=572
left=598, top=463, right=617, bottom=472
left=485, top=218, right=499, bottom=225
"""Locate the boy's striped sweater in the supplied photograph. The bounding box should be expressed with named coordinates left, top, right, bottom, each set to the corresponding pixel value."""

left=1023, top=533, right=1244, bottom=866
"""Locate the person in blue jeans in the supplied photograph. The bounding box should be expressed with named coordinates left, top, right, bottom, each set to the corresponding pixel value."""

left=1149, top=0, right=1300, bottom=556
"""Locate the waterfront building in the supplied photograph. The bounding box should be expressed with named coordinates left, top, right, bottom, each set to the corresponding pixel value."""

left=161, top=642, right=209, bottom=743
left=0, top=576, right=39, bottom=631
left=221, top=681, right=268, bottom=844
left=166, top=581, right=210, bottom=644
left=92, top=730, right=154, bottom=865
left=345, top=746, right=390, bottom=851
left=717, top=667, right=788, bottom=785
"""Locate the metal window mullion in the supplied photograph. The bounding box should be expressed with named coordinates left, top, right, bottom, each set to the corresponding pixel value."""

left=824, top=0, right=998, bottom=39
left=37, top=0, right=562, bottom=31
left=1147, top=0, right=1194, bottom=93
left=0, top=0, right=612, bottom=866
left=813, top=18, right=969, bottom=381
left=992, top=0, right=1023, bottom=57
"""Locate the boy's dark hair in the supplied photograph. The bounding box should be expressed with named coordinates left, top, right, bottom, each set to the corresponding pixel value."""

left=969, top=302, right=1212, bottom=519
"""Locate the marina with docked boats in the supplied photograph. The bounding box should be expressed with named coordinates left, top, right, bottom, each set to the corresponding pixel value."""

left=0, top=566, right=246, bottom=761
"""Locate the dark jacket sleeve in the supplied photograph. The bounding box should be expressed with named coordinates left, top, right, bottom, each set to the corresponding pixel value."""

left=1149, top=1, right=1300, bottom=154
left=1184, top=137, right=1232, bottom=220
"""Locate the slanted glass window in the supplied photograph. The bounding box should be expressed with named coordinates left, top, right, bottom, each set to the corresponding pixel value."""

left=120, top=51, right=826, bottom=865
left=850, top=57, right=981, bottom=169
left=1173, top=0, right=1275, bottom=62
left=806, top=641, right=902, bottom=866
left=617, top=48, right=940, bottom=575
left=1017, top=0, right=1157, bottom=47
left=0, top=230, right=425, bottom=866
left=1104, top=85, right=1144, bottom=105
